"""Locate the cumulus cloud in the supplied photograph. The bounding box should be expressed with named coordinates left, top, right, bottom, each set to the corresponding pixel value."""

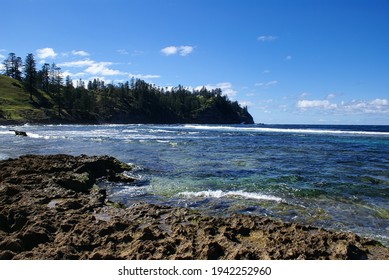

left=71, top=50, right=90, bottom=57
left=161, top=46, right=178, bottom=56
left=62, top=70, right=85, bottom=78
left=179, top=46, right=194, bottom=56
left=343, top=99, right=389, bottom=114
left=85, top=62, right=125, bottom=76
left=161, top=45, right=194, bottom=56
left=257, top=35, right=277, bottom=42
left=36, top=47, right=57, bottom=59
left=297, top=98, right=389, bottom=114
left=297, top=100, right=337, bottom=110
left=370, top=98, right=388, bottom=106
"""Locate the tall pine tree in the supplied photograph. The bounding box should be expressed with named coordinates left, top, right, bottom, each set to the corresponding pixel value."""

left=23, top=53, right=37, bottom=98
left=3, top=53, right=22, bottom=80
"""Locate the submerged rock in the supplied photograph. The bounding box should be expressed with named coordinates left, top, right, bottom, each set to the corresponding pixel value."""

left=0, top=154, right=388, bottom=260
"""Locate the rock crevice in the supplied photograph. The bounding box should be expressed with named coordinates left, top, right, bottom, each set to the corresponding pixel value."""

left=0, top=154, right=388, bottom=260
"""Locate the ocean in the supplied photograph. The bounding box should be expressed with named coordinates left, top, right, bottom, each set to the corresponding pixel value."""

left=1, top=123, right=389, bottom=245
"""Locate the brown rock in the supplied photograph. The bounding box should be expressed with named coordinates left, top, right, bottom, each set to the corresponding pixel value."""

left=1, top=154, right=389, bottom=260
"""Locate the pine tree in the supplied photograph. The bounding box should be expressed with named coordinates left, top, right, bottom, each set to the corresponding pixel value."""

left=23, top=53, right=37, bottom=98
left=49, top=63, right=63, bottom=117
left=37, top=63, right=50, bottom=92
left=3, top=53, right=22, bottom=80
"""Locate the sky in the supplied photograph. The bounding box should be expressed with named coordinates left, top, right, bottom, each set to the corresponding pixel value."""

left=1, top=0, right=388, bottom=125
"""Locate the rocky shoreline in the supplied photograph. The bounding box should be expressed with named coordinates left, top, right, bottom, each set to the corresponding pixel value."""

left=1, top=154, right=388, bottom=260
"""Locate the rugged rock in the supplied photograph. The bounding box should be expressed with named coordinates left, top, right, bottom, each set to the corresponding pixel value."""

left=0, top=154, right=388, bottom=260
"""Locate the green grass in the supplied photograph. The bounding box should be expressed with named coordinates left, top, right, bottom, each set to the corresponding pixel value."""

left=0, top=74, right=56, bottom=123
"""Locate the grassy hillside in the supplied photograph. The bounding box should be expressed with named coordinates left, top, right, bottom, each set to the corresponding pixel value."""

left=0, top=75, right=57, bottom=124
left=0, top=74, right=254, bottom=125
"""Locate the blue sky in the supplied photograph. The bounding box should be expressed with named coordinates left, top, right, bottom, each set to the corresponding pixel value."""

left=1, top=0, right=388, bottom=124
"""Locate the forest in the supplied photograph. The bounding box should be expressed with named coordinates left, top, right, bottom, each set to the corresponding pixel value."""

left=1, top=52, right=254, bottom=124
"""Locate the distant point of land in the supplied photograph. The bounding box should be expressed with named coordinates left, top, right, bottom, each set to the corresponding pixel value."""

left=0, top=74, right=253, bottom=125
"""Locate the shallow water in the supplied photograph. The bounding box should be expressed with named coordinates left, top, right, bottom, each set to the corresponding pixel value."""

left=1, top=123, right=389, bottom=245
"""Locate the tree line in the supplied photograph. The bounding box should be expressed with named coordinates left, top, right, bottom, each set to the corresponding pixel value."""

left=1, top=52, right=252, bottom=124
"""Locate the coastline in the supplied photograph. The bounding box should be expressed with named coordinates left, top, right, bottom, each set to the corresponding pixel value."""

left=1, top=154, right=388, bottom=260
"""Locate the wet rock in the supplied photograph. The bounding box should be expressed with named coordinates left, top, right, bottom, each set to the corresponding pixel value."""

left=0, top=154, right=389, bottom=260
left=9, top=130, right=27, bottom=137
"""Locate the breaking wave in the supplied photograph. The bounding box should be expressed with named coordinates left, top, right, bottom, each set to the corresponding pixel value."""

left=177, top=189, right=283, bottom=202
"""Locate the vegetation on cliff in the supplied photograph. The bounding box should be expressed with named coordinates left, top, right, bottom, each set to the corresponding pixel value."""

left=0, top=52, right=254, bottom=124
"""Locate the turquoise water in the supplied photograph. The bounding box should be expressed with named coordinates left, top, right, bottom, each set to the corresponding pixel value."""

left=1, top=124, right=389, bottom=245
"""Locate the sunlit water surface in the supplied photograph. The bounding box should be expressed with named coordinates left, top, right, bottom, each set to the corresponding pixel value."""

left=1, top=124, right=389, bottom=245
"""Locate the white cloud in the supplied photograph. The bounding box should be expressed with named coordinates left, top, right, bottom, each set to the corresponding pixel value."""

left=58, top=59, right=95, bottom=67
left=0, top=54, right=4, bottom=60
left=117, top=49, right=129, bottom=55
left=297, top=100, right=337, bottom=110
left=179, top=46, right=194, bottom=56
left=71, top=50, right=90, bottom=57
left=161, top=46, right=178, bottom=56
left=161, top=45, right=194, bottom=56
left=370, top=98, right=388, bottom=106
left=195, top=82, right=237, bottom=98
left=299, top=92, right=309, bottom=99
left=297, top=98, right=389, bottom=114
left=132, top=50, right=144, bottom=56
left=343, top=99, right=389, bottom=114
left=36, top=47, right=57, bottom=59
left=255, top=80, right=278, bottom=88
left=128, top=73, right=160, bottom=80
left=326, top=93, right=336, bottom=99
left=257, top=35, right=277, bottom=42
left=85, top=62, right=125, bottom=76
left=62, top=70, right=85, bottom=78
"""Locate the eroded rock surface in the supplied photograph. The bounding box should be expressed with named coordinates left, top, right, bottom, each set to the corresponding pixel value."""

left=1, top=154, right=388, bottom=260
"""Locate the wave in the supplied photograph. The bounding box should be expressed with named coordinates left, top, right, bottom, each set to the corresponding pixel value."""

left=27, top=132, right=67, bottom=140
left=177, top=189, right=283, bottom=202
left=111, top=186, right=148, bottom=197
left=0, top=130, right=14, bottom=135
left=183, top=125, right=389, bottom=136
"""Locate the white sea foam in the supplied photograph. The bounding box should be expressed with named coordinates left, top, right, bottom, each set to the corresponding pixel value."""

left=0, top=153, right=9, bottom=160
left=183, top=125, right=389, bottom=136
left=149, top=129, right=175, bottom=133
left=27, top=132, right=67, bottom=140
left=178, top=189, right=283, bottom=202
left=113, top=186, right=148, bottom=197
left=0, top=130, right=14, bottom=135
